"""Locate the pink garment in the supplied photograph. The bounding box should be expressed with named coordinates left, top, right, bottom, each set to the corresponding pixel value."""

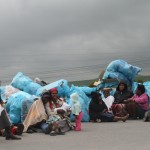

left=132, top=93, right=149, bottom=110
left=75, top=112, right=83, bottom=131
left=49, top=88, right=58, bottom=93
left=111, top=104, right=127, bottom=117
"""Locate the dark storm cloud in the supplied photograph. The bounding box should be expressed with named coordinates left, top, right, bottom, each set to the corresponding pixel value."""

left=0, top=0, right=150, bottom=52
left=0, top=0, right=150, bottom=84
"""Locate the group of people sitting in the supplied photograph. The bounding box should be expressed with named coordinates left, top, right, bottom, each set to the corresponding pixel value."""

left=89, top=81, right=149, bottom=123
left=0, top=81, right=149, bottom=140
left=0, top=87, right=82, bottom=140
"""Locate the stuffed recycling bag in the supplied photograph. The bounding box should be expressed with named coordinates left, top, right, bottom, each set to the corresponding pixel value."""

left=11, top=72, right=42, bottom=95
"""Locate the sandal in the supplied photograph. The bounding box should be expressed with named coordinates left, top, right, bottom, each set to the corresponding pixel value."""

left=50, top=131, right=57, bottom=136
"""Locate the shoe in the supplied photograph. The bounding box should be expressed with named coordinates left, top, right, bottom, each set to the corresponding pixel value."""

left=50, top=131, right=57, bottom=136
left=16, top=124, right=24, bottom=135
left=44, top=124, right=53, bottom=134
left=5, top=126, right=21, bottom=140
left=96, top=119, right=101, bottom=123
left=6, top=134, right=21, bottom=140
left=143, top=111, right=148, bottom=122
left=26, top=129, right=34, bottom=134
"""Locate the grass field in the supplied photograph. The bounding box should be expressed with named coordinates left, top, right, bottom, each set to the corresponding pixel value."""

left=68, top=74, right=150, bottom=87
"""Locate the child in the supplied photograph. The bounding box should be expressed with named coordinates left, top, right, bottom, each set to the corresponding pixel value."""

left=54, top=99, right=71, bottom=116
left=70, top=93, right=82, bottom=131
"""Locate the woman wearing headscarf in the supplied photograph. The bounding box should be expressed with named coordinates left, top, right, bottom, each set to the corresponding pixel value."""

left=41, top=88, right=72, bottom=136
left=89, top=92, right=129, bottom=122
left=111, top=81, right=133, bottom=117
left=124, top=84, right=149, bottom=119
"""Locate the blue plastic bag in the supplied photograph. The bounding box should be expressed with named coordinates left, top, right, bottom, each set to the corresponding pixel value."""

left=11, top=72, right=42, bottom=95
left=5, top=91, right=32, bottom=124
left=106, top=59, right=142, bottom=82
left=36, top=79, right=70, bottom=98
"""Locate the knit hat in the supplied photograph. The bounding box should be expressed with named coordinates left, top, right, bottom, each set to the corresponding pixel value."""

left=70, top=93, right=79, bottom=104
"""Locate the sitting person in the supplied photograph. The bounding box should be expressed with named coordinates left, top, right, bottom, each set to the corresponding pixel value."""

left=112, top=81, right=133, bottom=117
left=89, top=92, right=129, bottom=123
left=124, top=84, right=149, bottom=119
left=1, top=123, right=24, bottom=137
left=23, top=92, right=50, bottom=133
left=41, top=88, right=72, bottom=136
left=0, top=98, right=21, bottom=140
left=54, top=99, right=71, bottom=116
left=21, top=97, right=39, bottom=122
left=23, top=89, right=72, bottom=136
left=101, top=88, right=114, bottom=112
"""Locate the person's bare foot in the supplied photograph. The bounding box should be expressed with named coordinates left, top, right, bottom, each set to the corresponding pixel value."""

left=122, top=114, right=129, bottom=122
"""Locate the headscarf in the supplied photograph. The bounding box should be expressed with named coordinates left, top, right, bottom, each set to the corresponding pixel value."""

left=49, top=88, right=58, bottom=93
left=70, top=93, right=79, bottom=104
left=116, top=81, right=128, bottom=92
left=137, top=84, right=145, bottom=94
left=49, top=88, right=58, bottom=109
left=91, top=92, right=101, bottom=104
left=41, top=91, right=51, bottom=101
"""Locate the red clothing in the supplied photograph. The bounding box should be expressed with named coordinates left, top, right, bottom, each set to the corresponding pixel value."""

left=132, top=93, right=149, bottom=110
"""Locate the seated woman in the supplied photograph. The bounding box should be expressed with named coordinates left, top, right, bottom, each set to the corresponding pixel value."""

left=101, top=88, right=114, bottom=111
left=23, top=91, right=50, bottom=133
left=124, top=84, right=149, bottom=119
left=23, top=88, right=72, bottom=135
left=41, top=88, right=72, bottom=136
left=89, top=92, right=129, bottom=123
left=112, top=81, right=133, bottom=117
left=0, top=98, right=21, bottom=140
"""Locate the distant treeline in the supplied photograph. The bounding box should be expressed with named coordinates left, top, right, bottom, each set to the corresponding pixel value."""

left=69, top=74, right=150, bottom=86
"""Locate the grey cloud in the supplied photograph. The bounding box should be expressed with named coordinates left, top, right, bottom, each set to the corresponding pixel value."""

left=0, top=0, right=150, bottom=84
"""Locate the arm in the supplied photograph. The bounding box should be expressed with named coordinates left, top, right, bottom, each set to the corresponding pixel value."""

left=133, top=94, right=148, bottom=104
left=45, top=102, right=57, bottom=116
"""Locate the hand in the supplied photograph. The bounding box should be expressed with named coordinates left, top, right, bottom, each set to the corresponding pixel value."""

left=103, top=109, right=107, bottom=113
left=124, top=99, right=133, bottom=103
left=57, top=109, right=65, bottom=114
left=66, top=108, right=71, bottom=112
left=123, top=100, right=128, bottom=103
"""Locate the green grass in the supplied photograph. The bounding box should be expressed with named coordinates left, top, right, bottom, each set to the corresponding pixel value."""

left=68, top=79, right=97, bottom=87
left=68, top=74, right=150, bottom=87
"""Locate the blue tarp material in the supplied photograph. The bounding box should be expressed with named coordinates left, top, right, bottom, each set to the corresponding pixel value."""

left=36, top=79, right=70, bottom=98
left=105, top=59, right=142, bottom=82
left=132, top=82, right=138, bottom=93
left=0, top=86, right=6, bottom=102
left=77, top=86, right=97, bottom=96
left=5, top=91, right=33, bottom=124
left=101, top=59, right=142, bottom=88
left=11, top=72, right=42, bottom=95
left=143, top=82, right=150, bottom=97
left=21, top=96, right=39, bottom=122
left=67, top=85, right=91, bottom=122
left=103, top=71, right=130, bottom=85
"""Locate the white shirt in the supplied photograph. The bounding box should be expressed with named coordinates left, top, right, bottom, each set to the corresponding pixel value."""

left=0, top=104, right=4, bottom=116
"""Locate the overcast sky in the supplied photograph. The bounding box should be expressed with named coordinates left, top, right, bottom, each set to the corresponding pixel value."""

left=0, top=0, right=150, bottom=84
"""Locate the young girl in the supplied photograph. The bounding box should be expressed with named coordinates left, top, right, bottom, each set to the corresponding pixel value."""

left=70, top=93, right=82, bottom=131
